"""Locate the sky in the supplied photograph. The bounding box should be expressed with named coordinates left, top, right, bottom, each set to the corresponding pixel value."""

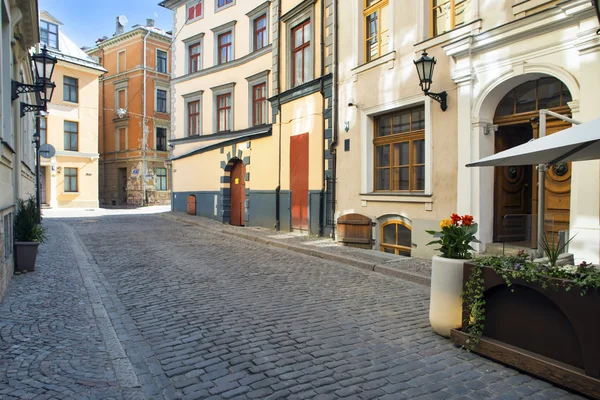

left=39, top=0, right=173, bottom=49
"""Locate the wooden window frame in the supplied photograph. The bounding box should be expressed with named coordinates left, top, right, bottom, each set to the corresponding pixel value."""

left=254, top=14, right=268, bottom=51
left=156, top=49, right=168, bottom=73
left=430, top=0, right=470, bottom=38
left=189, top=42, right=201, bottom=73
left=217, top=93, right=232, bottom=132
left=63, top=76, right=78, bottom=103
left=64, top=167, right=78, bottom=193
left=188, top=100, right=201, bottom=136
left=292, top=20, right=311, bottom=88
left=380, top=220, right=412, bottom=256
left=363, top=0, right=389, bottom=62
left=156, top=127, right=167, bottom=151
left=156, top=168, right=168, bottom=191
left=373, top=106, right=425, bottom=193
left=218, top=31, right=233, bottom=65
left=64, top=121, right=79, bottom=152
left=156, top=89, right=167, bottom=113
left=252, top=83, right=267, bottom=126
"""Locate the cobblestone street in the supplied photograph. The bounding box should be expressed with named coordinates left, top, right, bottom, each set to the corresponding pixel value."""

left=0, top=212, right=584, bottom=399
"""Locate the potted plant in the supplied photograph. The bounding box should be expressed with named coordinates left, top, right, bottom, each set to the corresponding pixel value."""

left=426, top=213, right=480, bottom=337
left=14, top=196, right=47, bottom=272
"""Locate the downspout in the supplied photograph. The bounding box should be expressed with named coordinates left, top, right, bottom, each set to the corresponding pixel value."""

left=100, top=47, right=106, bottom=205
left=275, top=0, right=282, bottom=231
left=329, top=0, right=339, bottom=240
left=318, top=0, right=325, bottom=237
left=142, top=30, right=151, bottom=206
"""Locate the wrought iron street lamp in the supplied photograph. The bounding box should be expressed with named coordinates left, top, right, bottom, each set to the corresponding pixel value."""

left=414, top=51, right=448, bottom=111
left=592, top=0, right=600, bottom=34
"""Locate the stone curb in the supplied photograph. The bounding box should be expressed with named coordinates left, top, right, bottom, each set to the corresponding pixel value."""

left=160, top=213, right=431, bottom=287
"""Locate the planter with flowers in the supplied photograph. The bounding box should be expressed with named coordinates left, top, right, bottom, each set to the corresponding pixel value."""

left=426, top=213, right=480, bottom=337
left=450, top=243, right=600, bottom=399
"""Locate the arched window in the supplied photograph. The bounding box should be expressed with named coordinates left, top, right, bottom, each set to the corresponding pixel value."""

left=380, top=221, right=411, bottom=256
left=495, top=77, right=572, bottom=118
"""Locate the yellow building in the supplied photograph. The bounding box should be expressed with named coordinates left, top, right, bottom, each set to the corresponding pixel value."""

left=38, top=11, right=105, bottom=209
left=160, top=0, right=334, bottom=234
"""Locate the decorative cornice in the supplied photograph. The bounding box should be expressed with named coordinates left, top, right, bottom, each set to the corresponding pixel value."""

left=281, top=0, right=316, bottom=23
left=269, top=74, right=332, bottom=110
left=211, top=20, right=237, bottom=34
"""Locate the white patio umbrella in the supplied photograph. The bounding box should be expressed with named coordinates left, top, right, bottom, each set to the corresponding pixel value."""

left=466, top=116, right=600, bottom=167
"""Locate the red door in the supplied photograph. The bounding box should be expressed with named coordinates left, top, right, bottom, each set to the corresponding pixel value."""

left=230, top=161, right=246, bottom=226
left=290, top=133, right=309, bottom=230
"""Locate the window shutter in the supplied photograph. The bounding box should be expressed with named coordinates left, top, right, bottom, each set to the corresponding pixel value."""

left=196, top=2, right=202, bottom=17
left=188, top=6, right=195, bottom=20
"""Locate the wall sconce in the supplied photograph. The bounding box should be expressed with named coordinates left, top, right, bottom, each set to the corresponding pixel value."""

left=592, top=0, right=600, bottom=34
left=13, top=46, right=57, bottom=116
left=347, top=97, right=357, bottom=107
left=344, top=121, right=350, bottom=132
left=414, top=51, right=448, bottom=111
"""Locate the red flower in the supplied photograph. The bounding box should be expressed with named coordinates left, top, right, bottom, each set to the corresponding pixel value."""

left=451, top=213, right=462, bottom=226
left=462, top=215, right=474, bottom=227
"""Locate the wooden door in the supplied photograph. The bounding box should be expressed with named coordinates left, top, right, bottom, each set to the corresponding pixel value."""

left=290, top=133, right=309, bottom=230
left=40, top=167, right=47, bottom=205
left=118, top=168, right=127, bottom=204
left=230, top=161, right=246, bottom=226
left=494, top=124, right=533, bottom=243
left=337, top=213, right=373, bottom=249
left=187, top=195, right=196, bottom=215
left=532, top=120, right=572, bottom=243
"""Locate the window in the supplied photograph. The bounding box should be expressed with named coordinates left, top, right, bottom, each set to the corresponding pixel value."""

left=374, top=106, right=425, bottom=192
left=495, top=77, right=572, bottom=118
left=216, top=0, right=234, bottom=10
left=254, top=14, right=268, bottom=51
left=218, top=31, right=233, bottom=64
left=156, top=168, right=167, bottom=190
left=40, top=21, right=58, bottom=48
left=118, top=51, right=126, bottom=72
left=380, top=221, right=412, bottom=256
left=188, top=100, right=201, bottom=136
left=63, top=76, right=78, bottom=103
left=117, top=89, right=126, bottom=109
left=64, top=121, right=78, bottom=151
left=217, top=93, right=232, bottom=132
left=187, top=0, right=203, bottom=21
left=157, top=50, right=167, bottom=73
left=156, top=127, right=167, bottom=151
left=252, top=83, right=267, bottom=126
left=117, top=128, right=127, bottom=151
left=364, top=0, right=389, bottom=62
left=40, top=117, right=47, bottom=145
left=431, top=0, right=472, bottom=37
left=156, top=89, right=167, bottom=113
left=292, top=20, right=311, bottom=87
left=64, top=168, right=78, bottom=192
left=189, top=42, right=201, bottom=73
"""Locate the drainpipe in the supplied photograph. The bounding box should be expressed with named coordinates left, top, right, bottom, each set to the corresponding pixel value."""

left=275, top=0, right=282, bottom=231
left=142, top=30, right=151, bottom=206
left=328, top=0, right=339, bottom=240
left=318, top=0, right=326, bottom=237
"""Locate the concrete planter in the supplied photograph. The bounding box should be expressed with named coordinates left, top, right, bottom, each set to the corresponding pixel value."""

left=429, top=255, right=468, bottom=337
left=14, top=242, right=40, bottom=272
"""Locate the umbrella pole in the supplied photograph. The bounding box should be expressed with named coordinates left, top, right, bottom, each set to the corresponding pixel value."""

left=537, top=111, right=547, bottom=258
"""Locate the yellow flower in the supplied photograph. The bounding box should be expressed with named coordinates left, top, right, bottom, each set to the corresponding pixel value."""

left=440, top=219, right=453, bottom=229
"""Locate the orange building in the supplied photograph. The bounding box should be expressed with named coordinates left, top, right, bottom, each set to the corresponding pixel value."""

left=87, top=19, right=172, bottom=206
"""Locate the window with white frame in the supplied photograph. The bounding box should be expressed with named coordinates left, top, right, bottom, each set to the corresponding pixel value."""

left=40, top=20, right=58, bottom=49
left=187, top=0, right=203, bottom=22
left=212, top=21, right=236, bottom=66
left=211, top=82, right=235, bottom=133
left=247, top=2, right=270, bottom=52
left=184, top=90, right=204, bottom=136
left=215, top=0, right=235, bottom=12
left=156, top=88, right=168, bottom=113
left=282, top=3, right=314, bottom=90
left=156, top=49, right=168, bottom=73
left=246, top=70, right=269, bottom=127
left=156, top=168, right=168, bottom=190
left=183, top=33, right=204, bottom=74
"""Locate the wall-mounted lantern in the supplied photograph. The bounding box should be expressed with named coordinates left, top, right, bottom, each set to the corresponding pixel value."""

left=592, top=0, right=600, bottom=34
left=13, top=46, right=57, bottom=116
left=414, top=50, right=448, bottom=112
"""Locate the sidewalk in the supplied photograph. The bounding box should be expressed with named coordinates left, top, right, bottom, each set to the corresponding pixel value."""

left=161, top=212, right=432, bottom=286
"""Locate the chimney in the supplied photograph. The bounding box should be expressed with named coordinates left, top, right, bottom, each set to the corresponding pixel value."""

left=146, top=18, right=155, bottom=27
left=116, top=17, right=125, bottom=35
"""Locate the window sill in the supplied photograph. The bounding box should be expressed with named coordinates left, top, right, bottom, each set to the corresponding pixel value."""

left=360, top=193, right=432, bottom=203
left=351, top=51, right=396, bottom=76
left=63, top=192, right=80, bottom=195
left=62, top=100, right=79, bottom=105
left=413, top=19, right=482, bottom=51
left=185, top=16, right=204, bottom=24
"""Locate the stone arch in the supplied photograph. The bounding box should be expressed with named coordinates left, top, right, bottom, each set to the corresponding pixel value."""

left=473, top=63, right=580, bottom=121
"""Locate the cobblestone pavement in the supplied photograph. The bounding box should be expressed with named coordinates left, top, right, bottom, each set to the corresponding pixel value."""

left=0, top=213, right=583, bottom=399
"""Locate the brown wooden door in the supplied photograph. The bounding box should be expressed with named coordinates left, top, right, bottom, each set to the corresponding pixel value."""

left=230, top=161, right=246, bottom=226
left=290, top=133, right=309, bottom=230
left=118, top=168, right=127, bottom=204
left=494, top=124, right=533, bottom=243
left=40, top=167, right=47, bottom=205
left=337, top=213, right=373, bottom=249
left=187, top=195, right=196, bottom=215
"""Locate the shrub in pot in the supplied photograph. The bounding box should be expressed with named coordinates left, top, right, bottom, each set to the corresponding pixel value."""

left=14, top=196, right=47, bottom=272
left=426, top=214, right=480, bottom=337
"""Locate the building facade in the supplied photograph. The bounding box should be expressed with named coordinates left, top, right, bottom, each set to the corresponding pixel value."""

left=0, top=0, right=39, bottom=298
left=160, top=0, right=334, bottom=234
left=336, top=0, right=600, bottom=263
left=87, top=20, right=172, bottom=207
left=39, top=11, right=105, bottom=209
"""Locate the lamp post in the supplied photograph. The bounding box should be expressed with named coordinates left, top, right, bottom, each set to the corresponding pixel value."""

left=414, top=51, right=448, bottom=111
left=12, top=46, right=57, bottom=222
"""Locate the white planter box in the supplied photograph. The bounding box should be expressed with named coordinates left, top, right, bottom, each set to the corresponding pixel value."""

left=429, top=255, right=468, bottom=337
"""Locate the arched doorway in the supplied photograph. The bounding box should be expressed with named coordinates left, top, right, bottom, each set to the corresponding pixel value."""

left=493, top=77, right=573, bottom=244
left=230, top=160, right=246, bottom=226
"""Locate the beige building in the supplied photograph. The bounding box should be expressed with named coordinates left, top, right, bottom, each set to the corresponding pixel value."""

left=0, top=0, right=39, bottom=298
left=160, top=0, right=334, bottom=233
left=38, top=11, right=105, bottom=209
left=336, top=0, right=600, bottom=263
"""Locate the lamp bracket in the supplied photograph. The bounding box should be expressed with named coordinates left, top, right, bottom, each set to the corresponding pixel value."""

left=11, top=80, right=41, bottom=101
left=20, top=102, right=46, bottom=118
left=425, top=90, right=447, bottom=111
